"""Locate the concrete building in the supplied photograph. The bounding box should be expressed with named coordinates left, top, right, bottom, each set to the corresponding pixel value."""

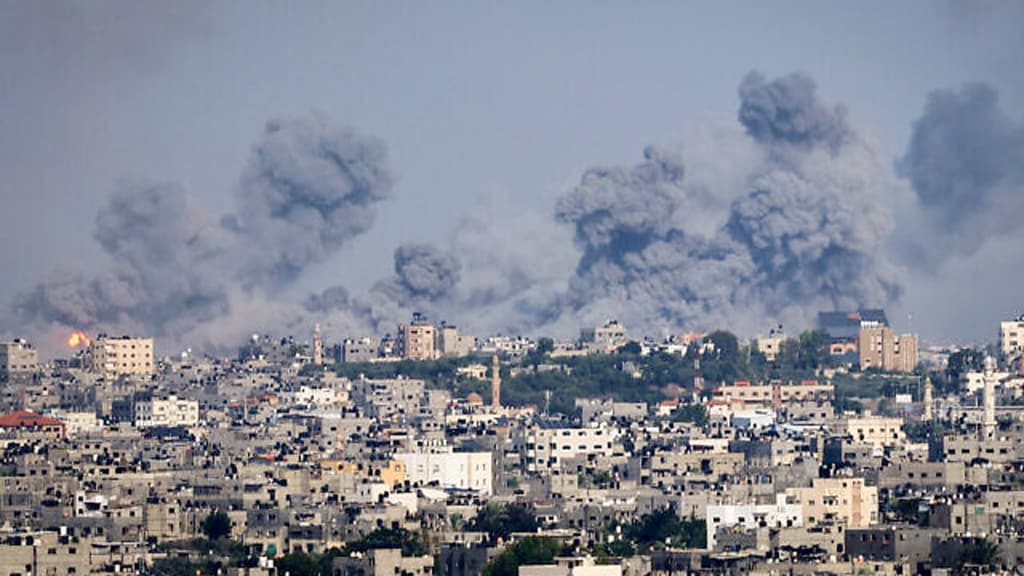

left=706, top=494, right=803, bottom=551
left=134, top=395, right=200, bottom=428
left=0, top=339, right=38, bottom=379
left=859, top=327, right=917, bottom=372
left=401, top=314, right=437, bottom=361
left=90, top=336, right=154, bottom=376
left=1001, top=317, right=1024, bottom=360
left=581, top=320, right=627, bottom=352
left=342, top=337, right=379, bottom=363
left=839, top=415, right=906, bottom=449
left=438, top=324, right=475, bottom=357
left=516, top=426, right=621, bottom=473
left=784, top=477, right=878, bottom=527
left=755, top=334, right=786, bottom=363
left=393, top=451, right=494, bottom=495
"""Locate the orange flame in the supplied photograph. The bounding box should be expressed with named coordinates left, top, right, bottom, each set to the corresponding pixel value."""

left=68, top=331, right=91, bottom=348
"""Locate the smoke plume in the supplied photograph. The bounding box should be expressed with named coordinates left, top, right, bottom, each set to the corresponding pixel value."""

left=898, top=83, right=1024, bottom=266
left=10, top=113, right=393, bottom=352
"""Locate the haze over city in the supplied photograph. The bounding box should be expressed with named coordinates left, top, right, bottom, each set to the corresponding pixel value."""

left=2, top=1, right=1023, bottom=356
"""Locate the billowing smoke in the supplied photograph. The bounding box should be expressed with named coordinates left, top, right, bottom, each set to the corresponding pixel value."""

left=738, top=71, right=849, bottom=150
left=548, top=71, right=900, bottom=336
left=897, top=83, right=1024, bottom=266
left=10, top=113, right=393, bottom=352
left=392, top=244, right=461, bottom=300
left=9, top=71, right=947, bottom=354
left=233, top=114, right=393, bottom=288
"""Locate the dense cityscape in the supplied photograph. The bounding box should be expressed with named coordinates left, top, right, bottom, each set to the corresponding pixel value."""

left=1, top=311, right=1024, bottom=575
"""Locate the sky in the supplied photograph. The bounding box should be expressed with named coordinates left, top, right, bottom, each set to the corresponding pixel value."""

left=1, top=1, right=1022, bottom=355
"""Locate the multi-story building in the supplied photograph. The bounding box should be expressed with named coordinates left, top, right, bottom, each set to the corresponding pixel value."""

left=706, top=494, right=803, bottom=551
left=393, top=451, right=493, bottom=495
left=438, top=324, right=475, bottom=358
left=755, top=334, right=786, bottom=363
left=342, top=337, right=379, bottom=363
left=134, top=395, right=199, bottom=428
left=1001, top=317, right=1024, bottom=360
left=859, top=327, right=917, bottom=372
left=581, top=320, right=627, bottom=352
left=515, top=426, right=621, bottom=473
left=784, top=477, right=878, bottom=527
left=838, top=415, right=906, bottom=448
left=400, top=314, right=437, bottom=361
left=90, top=336, right=154, bottom=376
left=0, top=339, right=38, bottom=380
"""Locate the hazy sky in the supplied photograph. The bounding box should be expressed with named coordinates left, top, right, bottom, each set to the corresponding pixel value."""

left=2, top=1, right=1022, bottom=349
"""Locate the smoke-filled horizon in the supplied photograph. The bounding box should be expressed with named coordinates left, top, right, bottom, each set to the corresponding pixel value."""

left=3, top=70, right=1023, bottom=357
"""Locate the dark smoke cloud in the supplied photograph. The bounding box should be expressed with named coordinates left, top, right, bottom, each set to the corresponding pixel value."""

left=547, top=70, right=900, bottom=337
left=235, top=113, right=393, bottom=287
left=738, top=71, right=849, bottom=150
left=898, top=83, right=1024, bottom=266
left=392, top=244, right=461, bottom=300
left=10, top=113, right=393, bottom=352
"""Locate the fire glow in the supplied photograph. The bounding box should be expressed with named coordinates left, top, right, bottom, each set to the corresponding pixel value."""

left=67, top=331, right=91, bottom=348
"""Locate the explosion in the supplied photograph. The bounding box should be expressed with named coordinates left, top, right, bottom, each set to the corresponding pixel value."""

left=68, top=331, right=91, bottom=348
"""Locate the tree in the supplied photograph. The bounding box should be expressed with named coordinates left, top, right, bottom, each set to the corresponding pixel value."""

left=619, top=341, right=643, bottom=355
left=202, top=510, right=232, bottom=541
left=275, top=552, right=320, bottom=576
left=468, top=503, right=539, bottom=543
left=343, top=527, right=427, bottom=557
left=482, top=537, right=562, bottom=576
left=947, top=348, right=986, bottom=387
left=798, top=330, right=830, bottom=370
left=957, top=537, right=1001, bottom=575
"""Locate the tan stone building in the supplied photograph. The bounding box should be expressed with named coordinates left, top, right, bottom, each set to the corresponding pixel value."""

left=1001, top=317, right=1024, bottom=360
left=90, top=336, right=155, bottom=376
left=400, top=316, right=437, bottom=361
left=859, top=326, right=917, bottom=372
left=785, top=477, right=878, bottom=527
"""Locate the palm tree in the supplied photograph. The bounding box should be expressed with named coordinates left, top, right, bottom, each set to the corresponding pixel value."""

left=956, top=537, right=1001, bottom=575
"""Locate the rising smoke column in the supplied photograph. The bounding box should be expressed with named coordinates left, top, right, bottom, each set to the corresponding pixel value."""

left=898, top=83, right=1024, bottom=266
left=11, top=112, right=394, bottom=351
left=550, top=71, right=901, bottom=336
left=233, top=113, right=394, bottom=288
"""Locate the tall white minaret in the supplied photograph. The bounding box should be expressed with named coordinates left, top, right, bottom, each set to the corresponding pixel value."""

left=983, top=355, right=997, bottom=439
left=923, top=376, right=933, bottom=422
left=313, top=324, right=324, bottom=365
left=491, top=354, right=502, bottom=409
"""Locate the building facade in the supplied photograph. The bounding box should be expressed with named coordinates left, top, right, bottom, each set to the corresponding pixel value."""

left=90, top=336, right=154, bottom=376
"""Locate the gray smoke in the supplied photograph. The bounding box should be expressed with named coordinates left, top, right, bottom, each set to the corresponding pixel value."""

left=234, top=113, right=393, bottom=288
left=392, top=244, right=461, bottom=300
left=898, top=83, right=1024, bottom=266
left=738, top=71, right=849, bottom=151
left=11, top=113, right=393, bottom=352
left=548, top=71, right=900, bottom=336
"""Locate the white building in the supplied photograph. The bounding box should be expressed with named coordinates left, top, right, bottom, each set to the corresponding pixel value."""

left=0, top=339, right=37, bottom=378
left=134, top=395, right=199, bottom=428
left=393, top=451, right=493, bottom=495
left=516, top=426, right=621, bottom=473
left=706, top=494, right=803, bottom=551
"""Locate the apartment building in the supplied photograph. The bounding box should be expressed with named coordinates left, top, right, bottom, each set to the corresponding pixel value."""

left=90, top=336, right=154, bottom=376
left=393, top=451, right=493, bottom=495
left=784, top=477, right=878, bottom=527
left=706, top=494, right=803, bottom=551
left=134, top=395, right=199, bottom=428
left=1001, top=317, right=1024, bottom=360
left=516, top=426, right=621, bottom=473
left=859, top=327, right=917, bottom=372
left=0, top=339, right=37, bottom=380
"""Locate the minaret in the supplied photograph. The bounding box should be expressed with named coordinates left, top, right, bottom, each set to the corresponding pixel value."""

left=983, top=355, right=997, bottom=439
left=693, top=357, right=703, bottom=403
left=922, top=376, right=933, bottom=422
left=491, top=354, right=502, bottom=409
left=313, top=324, right=324, bottom=365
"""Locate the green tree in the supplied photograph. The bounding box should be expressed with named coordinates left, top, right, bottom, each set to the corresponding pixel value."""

left=276, top=552, right=320, bottom=576
left=468, top=503, right=539, bottom=544
left=482, top=537, right=562, bottom=576
left=798, top=330, right=830, bottom=370
left=947, top=349, right=986, bottom=388
left=619, top=341, right=643, bottom=355
left=957, top=537, right=1001, bottom=575
left=623, top=507, right=706, bottom=551
left=202, top=510, right=232, bottom=541
left=343, top=527, right=427, bottom=557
